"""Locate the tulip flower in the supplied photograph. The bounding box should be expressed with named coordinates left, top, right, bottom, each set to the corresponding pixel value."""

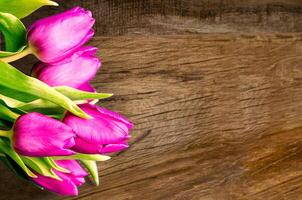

left=28, top=7, right=95, bottom=63
left=55, top=160, right=88, bottom=186
left=63, top=104, right=133, bottom=154
left=13, top=112, right=76, bottom=157
left=0, top=0, right=132, bottom=196
left=32, top=46, right=100, bottom=92
left=31, top=160, right=88, bottom=196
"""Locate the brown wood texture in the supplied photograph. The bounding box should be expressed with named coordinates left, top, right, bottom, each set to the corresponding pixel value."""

left=2, top=1, right=302, bottom=200
left=76, top=34, right=302, bottom=200
left=2, top=34, right=302, bottom=200
left=26, top=0, right=302, bottom=35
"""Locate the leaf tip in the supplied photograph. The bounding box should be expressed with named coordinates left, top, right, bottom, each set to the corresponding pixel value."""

left=100, top=155, right=111, bottom=161
left=45, top=0, right=59, bottom=6
left=95, top=179, right=100, bottom=186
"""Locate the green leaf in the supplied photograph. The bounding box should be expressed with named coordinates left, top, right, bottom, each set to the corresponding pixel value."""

left=0, top=85, right=112, bottom=117
left=0, top=61, right=90, bottom=119
left=44, top=157, right=70, bottom=173
left=55, top=86, right=113, bottom=101
left=0, top=93, right=64, bottom=115
left=0, top=103, right=20, bottom=122
left=0, top=85, right=37, bottom=102
left=0, top=138, right=36, bottom=178
left=0, top=86, right=112, bottom=113
left=17, top=99, right=65, bottom=115
left=0, top=0, right=58, bottom=19
left=52, top=153, right=111, bottom=162
left=0, top=93, right=25, bottom=107
left=0, top=86, right=112, bottom=116
left=0, top=12, right=27, bottom=56
left=21, top=157, right=62, bottom=180
left=81, top=160, right=99, bottom=185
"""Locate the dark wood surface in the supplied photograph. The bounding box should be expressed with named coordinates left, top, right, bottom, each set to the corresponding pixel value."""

left=26, top=0, right=302, bottom=35
left=2, top=1, right=302, bottom=200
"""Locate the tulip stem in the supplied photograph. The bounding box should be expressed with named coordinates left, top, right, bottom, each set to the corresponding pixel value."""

left=0, top=129, right=12, bottom=138
left=0, top=47, right=32, bottom=63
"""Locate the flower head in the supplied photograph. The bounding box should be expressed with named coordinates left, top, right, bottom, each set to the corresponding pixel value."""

left=13, top=113, right=76, bottom=157
left=63, top=104, right=133, bottom=154
left=32, top=46, right=100, bottom=92
left=28, top=7, right=95, bottom=63
left=31, top=160, right=87, bottom=196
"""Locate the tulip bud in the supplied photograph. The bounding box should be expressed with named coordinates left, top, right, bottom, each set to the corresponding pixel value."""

left=32, top=46, right=100, bottom=92
left=31, top=160, right=87, bottom=196
left=13, top=113, right=76, bottom=157
left=54, top=160, right=88, bottom=186
left=63, top=104, right=133, bottom=154
left=28, top=7, right=95, bottom=63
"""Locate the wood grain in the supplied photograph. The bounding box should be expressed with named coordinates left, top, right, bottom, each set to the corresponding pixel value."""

left=2, top=1, right=302, bottom=199
left=25, top=0, right=302, bottom=35
left=74, top=34, right=302, bottom=200
left=2, top=33, right=302, bottom=199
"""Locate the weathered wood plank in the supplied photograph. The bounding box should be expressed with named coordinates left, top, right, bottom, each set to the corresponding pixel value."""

left=70, top=34, right=302, bottom=200
left=25, top=0, right=302, bottom=35
left=2, top=1, right=302, bottom=200
left=75, top=34, right=302, bottom=200
left=2, top=34, right=302, bottom=200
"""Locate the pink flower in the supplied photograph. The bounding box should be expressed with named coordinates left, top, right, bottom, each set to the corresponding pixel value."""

left=32, top=46, right=100, bottom=92
left=13, top=113, right=76, bottom=157
left=63, top=104, right=133, bottom=154
left=28, top=7, right=95, bottom=63
left=31, top=160, right=87, bottom=196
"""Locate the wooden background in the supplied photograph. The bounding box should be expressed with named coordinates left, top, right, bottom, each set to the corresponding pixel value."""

left=2, top=0, right=302, bottom=200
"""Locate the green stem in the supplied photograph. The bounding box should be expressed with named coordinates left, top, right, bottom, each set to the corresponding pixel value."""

left=0, top=47, right=32, bottom=63
left=0, top=129, right=12, bottom=139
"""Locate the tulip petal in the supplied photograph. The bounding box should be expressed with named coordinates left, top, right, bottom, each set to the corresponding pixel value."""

left=78, top=83, right=96, bottom=93
left=55, top=160, right=88, bottom=177
left=34, top=47, right=101, bottom=90
left=63, top=104, right=132, bottom=154
left=71, top=177, right=85, bottom=186
left=71, top=137, right=100, bottom=154
left=100, top=143, right=129, bottom=154
left=32, top=170, right=78, bottom=196
left=95, top=106, right=134, bottom=130
left=31, top=160, right=88, bottom=195
left=28, top=7, right=95, bottom=63
left=13, top=113, right=76, bottom=156
left=64, top=104, right=131, bottom=146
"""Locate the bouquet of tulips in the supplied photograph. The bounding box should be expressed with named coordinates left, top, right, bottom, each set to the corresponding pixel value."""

left=0, top=0, right=132, bottom=196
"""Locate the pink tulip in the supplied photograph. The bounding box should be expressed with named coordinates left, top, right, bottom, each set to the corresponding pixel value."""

left=63, top=104, right=133, bottom=154
left=32, top=46, right=100, bottom=92
left=31, top=160, right=87, bottom=196
left=28, top=7, right=95, bottom=63
left=13, top=113, right=76, bottom=157
left=55, top=160, right=87, bottom=186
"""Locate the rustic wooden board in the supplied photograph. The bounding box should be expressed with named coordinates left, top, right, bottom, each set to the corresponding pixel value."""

left=2, top=0, right=302, bottom=199
left=2, top=33, right=302, bottom=200
left=25, top=0, right=302, bottom=35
